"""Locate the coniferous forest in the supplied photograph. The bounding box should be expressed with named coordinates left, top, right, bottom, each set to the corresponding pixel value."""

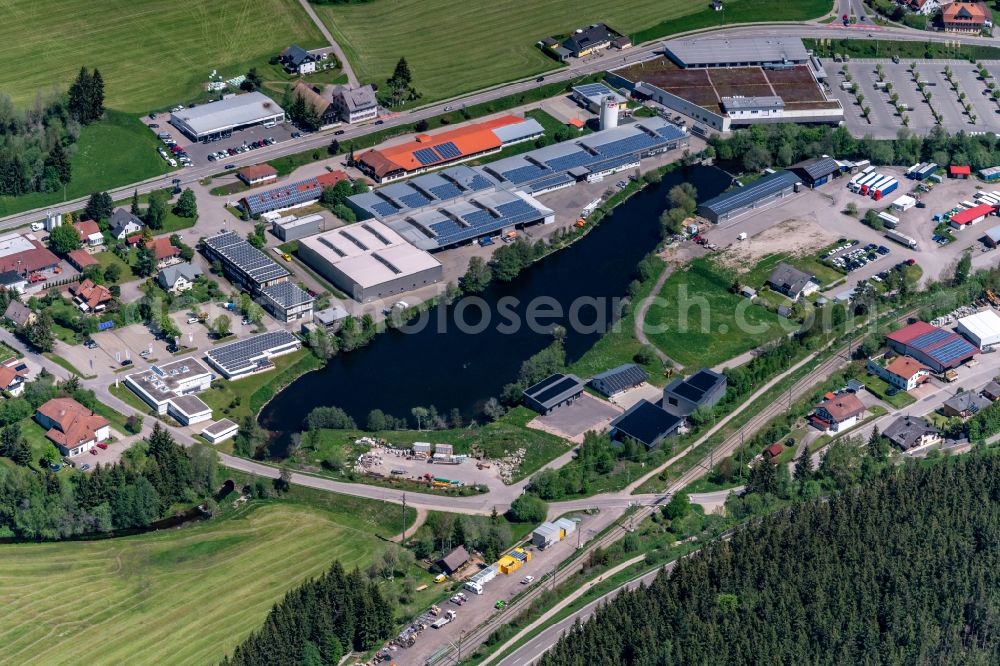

left=541, top=454, right=1000, bottom=666
left=223, top=561, right=394, bottom=666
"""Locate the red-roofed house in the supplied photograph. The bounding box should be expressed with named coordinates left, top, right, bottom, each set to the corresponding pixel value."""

left=868, top=354, right=931, bottom=391
left=70, top=279, right=113, bottom=312
left=811, top=393, right=866, bottom=432
left=66, top=249, right=98, bottom=271
left=886, top=321, right=978, bottom=372
left=943, top=2, right=991, bottom=33
left=949, top=164, right=972, bottom=178
left=950, top=203, right=994, bottom=230
left=0, top=364, right=25, bottom=396
left=35, top=397, right=110, bottom=456
left=764, top=442, right=784, bottom=462
left=147, top=238, right=181, bottom=268
left=73, top=219, right=104, bottom=249
left=238, top=164, right=278, bottom=187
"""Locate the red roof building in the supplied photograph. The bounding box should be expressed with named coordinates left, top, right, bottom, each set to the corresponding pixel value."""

left=70, top=278, right=113, bottom=311
left=66, top=249, right=98, bottom=271
left=943, top=2, right=990, bottom=33
left=35, top=397, right=110, bottom=456
left=812, top=393, right=866, bottom=432
left=238, top=164, right=278, bottom=187
left=147, top=237, right=180, bottom=264
left=949, top=164, right=972, bottom=178
left=950, top=203, right=994, bottom=228
left=764, top=443, right=784, bottom=459
left=0, top=235, right=60, bottom=275
left=357, top=116, right=526, bottom=182
left=886, top=321, right=978, bottom=372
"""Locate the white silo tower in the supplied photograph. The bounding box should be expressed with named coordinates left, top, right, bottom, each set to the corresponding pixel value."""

left=600, top=96, right=619, bottom=130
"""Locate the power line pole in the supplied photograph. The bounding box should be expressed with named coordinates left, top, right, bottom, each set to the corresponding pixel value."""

left=401, top=493, right=407, bottom=542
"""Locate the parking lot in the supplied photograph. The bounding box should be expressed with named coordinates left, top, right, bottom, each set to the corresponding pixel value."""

left=829, top=58, right=1000, bottom=138
left=140, top=114, right=299, bottom=168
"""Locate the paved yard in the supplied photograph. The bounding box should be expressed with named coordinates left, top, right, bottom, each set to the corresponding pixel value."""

left=527, top=393, right=623, bottom=442
left=610, top=382, right=664, bottom=410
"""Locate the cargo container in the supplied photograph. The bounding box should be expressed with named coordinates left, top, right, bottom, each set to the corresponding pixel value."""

left=873, top=178, right=897, bottom=199
left=853, top=172, right=881, bottom=193
left=905, top=162, right=923, bottom=177
left=886, top=229, right=918, bottom=249
left=961, top=200, right=978, bottom=209
left=864, top=175, right=891, bottom=196
left=878, top=211, right=900, bottom=228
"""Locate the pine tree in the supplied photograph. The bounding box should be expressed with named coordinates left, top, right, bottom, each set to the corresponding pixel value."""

left=867, top=424, right=887, bottom=462
left=90, top=68, right=105, bottom=121
left=68, top=66, right=91, bottom=123
left=793, top=449, right=813, bottom=482
left=130, top=189, right=141, bottom=216
left=390, top=56, right=412, bottom=87
left=44, top=141, right=71, bottom=184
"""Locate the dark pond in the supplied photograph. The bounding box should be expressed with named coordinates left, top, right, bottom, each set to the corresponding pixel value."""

left=260, top=165, right=731, bottom=448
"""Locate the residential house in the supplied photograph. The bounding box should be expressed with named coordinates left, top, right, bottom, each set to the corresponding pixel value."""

left=439, top=545, right=470, bottom=575
left=147, top=237, right=181, bottom=268
left=811, top=392, right=865, bottom=432
left=767, top=262, right=819, bottom=300
left=883, top=415, right=942, bottom=452
left=35, top=397, right=110, bottom=457
left=280, top=45, right=318, bottom=75
left=662, top=368, right=727, bottom=418
left=908, top=0, right=940, bottom=14
left=73, top=219, right=104, bottom=250
left=982, top=380, right=1000, bottom=401
left=66, top=249, right=99, bottom=272
left=237, top=164, right=278, bottom=188
left=70, top=279, right=113, bottom=312
left=329, top=84, right=379, bottom=124
left=108, top=209, right=144, bottom=240
left=867, top=354, right=931, bottom=391
left=942, top=2, right=990, bottom=33
left=156, top=262, right=203, bottom=294
left=291, top=81, right=339, bottom=128
left=562, top=23, right=614, bottom=57
left=942, top=391, right=992, bottom=418
left=0, top=364, right=26, bottom=396
left=4, top=301, right=34, bottom=328
left=0, top=270, right=26, bottom=294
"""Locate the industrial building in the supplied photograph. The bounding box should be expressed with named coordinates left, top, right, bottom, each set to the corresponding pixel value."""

left=956, top=309, right=1000, bottom=349
left=296, top=221, right=443, bottom=303
left=531, top=518, right=576, bottom=548
left=523, top=373, right=586, bottom=414
left=0, top=231, right=60, bottom=277
left=124, top=358, right=215, bottom=425
left=662, top=36, right=812, bottom=69
left=202, top=418, right=239, bottom=444
left=269, top=213, right=326, bottom=242
left=788, top=156, right=842, bottom=188
left=662, top=368, right=727, bottom=418
left=201, top=231, right=313, bottom=321
left=205, top=330, right=302, bottom=380
left=571, top=82, right=628, bottom=113
left=697, top=171, right=801, bottom=223
left=238, top=164, right=278, bottom=187
left=170, top=92, right=285, bottom=142
left=886, top=321, right=979, bottom=373
left=608, top=38, right=839, bottom=132
left=589, top=363, right=647, bottom=398
left=609, top=399, right=682, bottom=449
left=241, top=170, right=348, bottom=216
left=356, top=116, right=544, bottom=183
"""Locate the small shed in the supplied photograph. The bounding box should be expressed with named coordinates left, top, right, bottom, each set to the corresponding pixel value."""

left=532, top=522, right=561, bottom=549
left=740, top=286, right=757, bottom=299
left=554, top=517, right=576, bottom=536
left=764, top=443, right=784, bottom=459
left=439, top=545, right=470, bottom=574
left=949, top=164, right=971, bottom=179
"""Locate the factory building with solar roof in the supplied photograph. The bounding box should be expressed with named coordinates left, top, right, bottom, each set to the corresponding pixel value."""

left=523, top=374, right=586, bottom=414
left=345, top=118, right=687, bottom=251
left=205, top=330, right=302, bottom=380
left=202, top=231, right=314, bottom=322
left=697, top=170, right=801, bottom=223
left=662, top=368, right=727, bottom=418
left=296, top=221, right=443, bottom=303
left=886, top=321, right=979, bottom=373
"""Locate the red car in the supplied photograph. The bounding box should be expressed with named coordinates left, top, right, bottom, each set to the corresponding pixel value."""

left=906, top=258, right=917, bottom=266
left=90, top=448, right=99, bottom=455
left=97, top=442, right=108, bottom=450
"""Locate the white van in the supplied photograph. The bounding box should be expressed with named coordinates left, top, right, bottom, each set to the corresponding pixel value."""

left=30, top=222, right=44, bottom=232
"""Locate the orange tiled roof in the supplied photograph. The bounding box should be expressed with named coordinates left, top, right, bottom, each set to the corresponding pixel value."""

left=885, top=355, right=928, bottom=381
left=148, top=237, right=180, bottom=261
left=37, top=397, right=108, bottom=449
left=0, top=365, right=19, bottom=390
left=944, top=1, right=988, bottom=22
left=71, top=278, right=113, bottom=309
left=74, top=220, right=101, bottom=239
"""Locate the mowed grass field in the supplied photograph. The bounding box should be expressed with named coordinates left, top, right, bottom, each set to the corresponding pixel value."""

left=317, top=0, right=833, bottom=103
left=0, top=499, right=402, bottom=665
left=0, top=0, right=325, bottom=112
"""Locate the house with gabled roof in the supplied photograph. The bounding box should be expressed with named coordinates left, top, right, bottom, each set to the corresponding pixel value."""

left=36, top=397, right=110, bottom=457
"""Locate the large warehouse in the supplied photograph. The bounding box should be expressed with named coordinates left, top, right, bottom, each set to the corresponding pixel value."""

left=205, top=330, right=301, bottom=380
left=886, top=321, right=979, bottom=373
left=297, top=221, right=443, bottom=302
left=607, top=38, right=839, bottom=132
left=170, top=92, right=286, bottom=142
left=697, top=170, right=801, bottom=223
left=956, top=310, right=1000, bottom=349
left=356, top=115, right=544, bottom=183
left=241, top=170, right=349, bottom=216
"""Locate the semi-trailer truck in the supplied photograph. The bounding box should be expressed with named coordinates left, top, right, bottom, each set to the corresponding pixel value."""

left=886, top=229, right=918, bottom=249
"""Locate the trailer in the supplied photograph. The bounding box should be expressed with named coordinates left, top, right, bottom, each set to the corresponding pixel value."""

left=886, top=229, right=918, bottom=249
left=873, top=178, right=898, bottom=200
left=854, top=172, right=882, bottom=193
left=915, top=163, right=938, bottom=181
left=878, top=211, right=900, bottom=228
left=905, top=162, right=923, bottom=178
left=864, top=175, right=891, bottom=196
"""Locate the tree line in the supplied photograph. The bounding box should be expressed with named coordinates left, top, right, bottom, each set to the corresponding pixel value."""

left=0, top=422, right=216, bottom=540
left=541, top=452, right=1000, bottom=666
left=0, top=66, right=104, bottom=197
left=222, top=561, right=393, bottom=666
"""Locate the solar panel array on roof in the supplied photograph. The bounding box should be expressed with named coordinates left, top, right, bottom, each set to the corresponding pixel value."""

left=260, top=281, right=313, bottom=308
left=698, top=171, right=800, bottom=218
left=910, top=329, right=951, bottom=349
left=430, top=182, right=463, bottom=200
left=413, top=148, right=439, bottom=166
left=243, top=176, right=332, bottom=216
left=203, top=232, right=289, bottom=286
left=436, top=142, right=462, bottom=159
left=589, top=364, right=647, bottom=396
left=930, top=339, right=977, bottom=365
left=206, top=330, right=298, bottom=376
left=529, top=173, right=575, bottom=193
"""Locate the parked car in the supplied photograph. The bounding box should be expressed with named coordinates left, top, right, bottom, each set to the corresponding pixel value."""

left=536, top=76, right=544, bottom=82
left=374, top=119, right=384, bottom=125
left=224, top=164, right=236, bottom=169
left=80, top=464, right=90, bottom=471
left=291, top=132, right=301, bottom=138
left=149, top=123, right=159, bottom=129
left=521, top=575, right=534, bottom=584
left=97, top=442, right=108, bottom=450
left=334, top=129, right=345, bottom=135
left=120, top=359, right=133, bottom=367
left=90, top=448, right=99, bottom=455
